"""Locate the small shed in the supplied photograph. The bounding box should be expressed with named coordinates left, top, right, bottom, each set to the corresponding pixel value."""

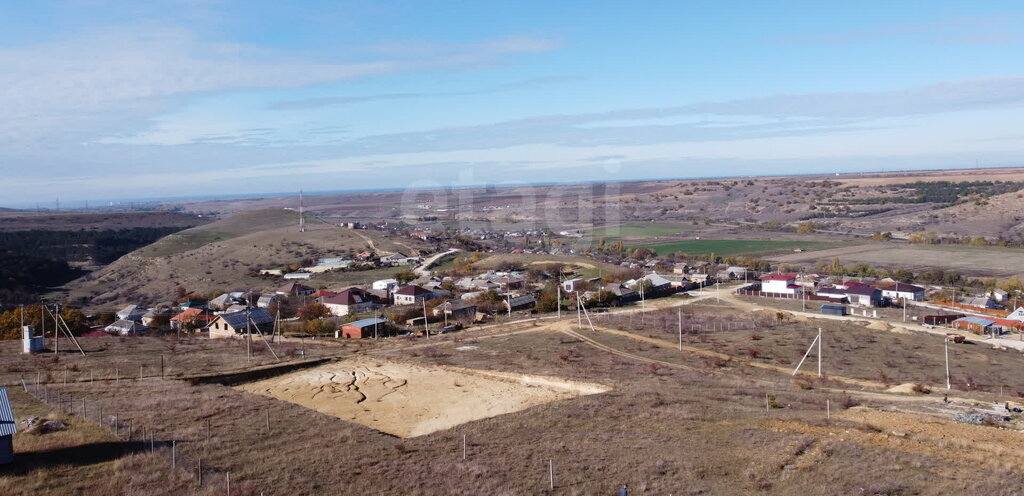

left=0, top=386, right=16, bottom=464
left=821, top=304, right=847, bottom=316
left=952, top=316, right=997, bottom=334
left=340, top=318, right=390, bottom=339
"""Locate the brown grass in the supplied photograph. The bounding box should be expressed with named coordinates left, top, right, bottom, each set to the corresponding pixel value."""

left=5, top=305, right=1024, bottom=494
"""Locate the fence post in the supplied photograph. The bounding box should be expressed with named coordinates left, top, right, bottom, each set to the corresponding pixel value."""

left=172, top=440, right=176, bottom=469
left=198, top=458, right=202, bottom=486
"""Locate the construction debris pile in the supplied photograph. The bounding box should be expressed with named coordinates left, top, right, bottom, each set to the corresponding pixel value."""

left=20, top=416, right=67, bottom=435
left=952, top=412, right=1009, bottom=425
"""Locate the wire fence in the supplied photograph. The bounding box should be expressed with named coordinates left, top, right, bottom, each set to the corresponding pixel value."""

left=19, top=375, right=232, bottom=494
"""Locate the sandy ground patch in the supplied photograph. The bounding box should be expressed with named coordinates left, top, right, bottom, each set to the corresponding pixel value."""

left=237, top=358, right=609, bottom=437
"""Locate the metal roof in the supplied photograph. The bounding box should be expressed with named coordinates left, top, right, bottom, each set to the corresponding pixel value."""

left=343, top=318, right=388, bottom=329
left=218, top=308, right=275, bottom=329
left=955, top=316, right=996, bottom=326
left=0, top=387, right=16, bottom=436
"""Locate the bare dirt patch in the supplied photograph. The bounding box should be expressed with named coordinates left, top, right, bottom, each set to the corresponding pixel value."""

left=236, top=358, right=609, bottom=437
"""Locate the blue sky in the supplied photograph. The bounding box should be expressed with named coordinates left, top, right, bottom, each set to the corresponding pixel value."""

left=1, top=1, right=1023, bottom=207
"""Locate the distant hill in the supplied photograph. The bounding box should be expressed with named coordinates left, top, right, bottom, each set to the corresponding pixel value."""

left=64, top=209, right=429, bottom=309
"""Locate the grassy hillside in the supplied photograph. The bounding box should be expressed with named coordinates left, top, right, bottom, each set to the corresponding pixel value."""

left=64, top=209, right=430, bottom=309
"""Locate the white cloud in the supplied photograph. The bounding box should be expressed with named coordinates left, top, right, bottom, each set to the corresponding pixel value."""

left=0, top=25, right=560, bottom=146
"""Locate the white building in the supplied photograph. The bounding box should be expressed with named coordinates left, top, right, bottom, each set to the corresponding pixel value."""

left=760, top=274, right=800, bottom=295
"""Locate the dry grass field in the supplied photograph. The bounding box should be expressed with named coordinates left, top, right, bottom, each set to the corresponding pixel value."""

left=0, top=211, right=208, bottom=232
left=768, top=242, right=1024, bottom=278
left=5, top=301, right=1024, bottom=494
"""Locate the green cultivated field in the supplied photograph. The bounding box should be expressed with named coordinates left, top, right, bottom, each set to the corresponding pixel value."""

left=635, top=239, right=830, bottom=256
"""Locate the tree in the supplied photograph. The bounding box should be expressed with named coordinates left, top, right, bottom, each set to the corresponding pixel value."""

left=587, top=290, right=618, bottom=307
left=632, top=247, right=655, bottom=260
left=394, top=269, right=417, bottom=284
left=298, top=302, right=331, bottom=321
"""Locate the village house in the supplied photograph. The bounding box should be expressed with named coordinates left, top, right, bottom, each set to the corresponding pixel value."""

left=372, top=278, right=400, bottom=293
left=115, top=304, right=148, bottom=322
left=105, top=319, right=149, bottom=335
left=1007, top=307, right=1024, bottom=322
left=965, top=296, right=1001, bottom=310
left=257, top=293, right=279, bottom=309
left=380, top=253, right=420, bottom=266
left=993, top=289, right=1010, bottom=303
left=603, top=283, right=638, bottom=304
left=169, top=308, right=213, bottom=330
left=845, top=285, right=883, bottom=307
left=208, top=308, right=275, bottom=338
left=562, top=278, right=584, bottom=293
left=393, top=285, right=436, bottom=305
left=276, top=281, right=314, bottom=296
left=434, top=300, right=478, bottom=322
left=760, top=274, right=800, bottom=295
left=880, top=282, right=926, bottom=302
left=505, top=294, right=537, bottom=312
left=322, top=288, right=377, bottom=316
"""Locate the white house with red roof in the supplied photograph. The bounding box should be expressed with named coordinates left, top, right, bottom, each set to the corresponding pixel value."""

left=760, top=274, right=801, bottom=295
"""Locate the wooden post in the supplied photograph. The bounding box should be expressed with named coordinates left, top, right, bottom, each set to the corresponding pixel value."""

left=548, top=459, right=554, bottom=490
left=139, top=364, right=143, bottom=380
left=463, top=434, right=467, bottom=460
left=826, top=399, right=831, bottom=420
left=116, top=368, right=119, bottom=385
left=150, top=433, right=154, bottom=453
left=765, top=393, right=770, bottom=415
left=198, top=458, right=203, bottom=485
left=265, top=409, right=270, bottom=433
left=227, top=472, right=231, bottom=496
left=207, top=419, right=211, bottom=442
left=172, top=440, right=176, bottom=469
left=160, top=355, right=165, bottom=379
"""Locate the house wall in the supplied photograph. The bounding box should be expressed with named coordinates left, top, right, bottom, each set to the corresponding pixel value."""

left=341, top=325, right=368, bottom=339
left=0, top=435, right=12, bottom=464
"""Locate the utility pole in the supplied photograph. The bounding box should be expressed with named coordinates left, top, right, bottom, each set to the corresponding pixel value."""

left=576, top=291, right=582, bottom=328
left=246, top=307, right=251, bottom=362
left=817, top=327, right=822, bottom=378
left=678, top=308, right=682, bottom=351
left=557, top=280, right=561, bottom=319
left=945, top=337, right=951, bottom=390
left=422, top=299, right=430, bottom=338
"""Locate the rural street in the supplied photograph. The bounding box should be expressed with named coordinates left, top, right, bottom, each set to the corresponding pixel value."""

left=414, top=249, right=460, bottom=276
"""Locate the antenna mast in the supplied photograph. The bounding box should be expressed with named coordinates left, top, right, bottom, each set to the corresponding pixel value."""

left=299, top=189, right=306, bottom=232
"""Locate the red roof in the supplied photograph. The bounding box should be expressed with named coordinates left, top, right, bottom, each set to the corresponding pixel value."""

left=761, top=274, right=796, bottom=281
left=394, top=285, right=432, bottom=296
left=312, top=290, right=338, bottom=298
left=322, top=288, right=368, bottom=305
left=171, top=308, right=204, bottom=322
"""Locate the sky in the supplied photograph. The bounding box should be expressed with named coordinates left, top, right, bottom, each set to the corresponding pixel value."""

left=1, top=1, right=1023, bottom=207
